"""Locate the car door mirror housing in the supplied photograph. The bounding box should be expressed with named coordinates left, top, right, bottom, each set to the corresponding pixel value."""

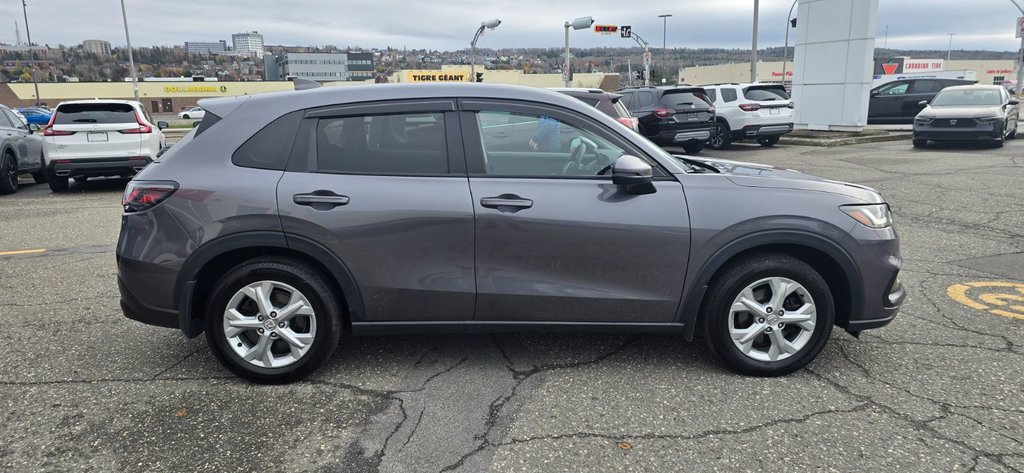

left=612, top=155, right=653, bottom=186
left=918, top=100, right=928, bottom=107
left=156, top=121, right=169, bottom=130
left=28, top=123, right=40, bottom=133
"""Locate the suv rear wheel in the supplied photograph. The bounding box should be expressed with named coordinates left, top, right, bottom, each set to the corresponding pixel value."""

left=205, top=258, right=343, bottom=384
left=31, top=153, right=47, bottom=184
left=709, top=121, right=732, bottom=150
left=0, top=152, right=17, bottom=195
left=47, top=168, right=69, bottom=192
left=701, top=253, right=834, bottom=376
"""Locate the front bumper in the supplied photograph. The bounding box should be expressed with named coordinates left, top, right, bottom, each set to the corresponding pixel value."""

left=49, top=157, right=152, bottom=178
left=844, top=224, right=905, bottom=332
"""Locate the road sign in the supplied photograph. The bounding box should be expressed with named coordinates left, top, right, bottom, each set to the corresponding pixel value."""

left=594, top=24, right=618, bottom=34
left=1017, top=16, right=1024, bottom=39
left=620, top=25, right=632, bottom=38
left=643, top=51, right=652, bottom=66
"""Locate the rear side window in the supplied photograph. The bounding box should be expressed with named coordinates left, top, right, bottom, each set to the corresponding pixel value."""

left=1, top=108, right=18, bottom=128
left=574, top=96, right=601, bottom=107
left=705, top=89, right=718, bottom=102
left=661, top=90, right=711, bottom=109
left=232, top=111, right=302, bottom=170
left=722, top=88, right=738, bottom=102
left=194, top=112, right=222, bottom=137
left=316, top=112, right=447, bottom=175
left=743, top=86, right=790, bottom=101
left=638, top=91, right=656, bottom=108
left=54, top=103, right=136, bottom=124
left=611, top=99, right=631, bottom=118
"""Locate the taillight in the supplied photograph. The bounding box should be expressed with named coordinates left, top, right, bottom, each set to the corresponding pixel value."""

left=119, top=110, right=152, bottom=134
left=654, top=108, right=675, bottom=118
left=123, top=181, right=178, bottom=212
left=707, top=106, right=716, bottom=114
left=739, top=103, right=761, bottom=112
left=616, top=117, right=634, bottom=128
left=42, top=112, right=75, bottom=136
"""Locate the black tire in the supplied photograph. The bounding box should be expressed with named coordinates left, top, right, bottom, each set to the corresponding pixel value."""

left=912, top=139, right=927, bottom=149
left=682, top=142, right=705, bottom=154
left=182, top=114, right=190, bottom=120
left=757, top=136, right=780, bottom=147
left=47, top=168, right=69, bottom=193
left=1008, top=122, right=1017, bottom=139
left=700, top=253, right=835, bottom=377
left=709, top=121, right=732, bottom=150
left=0, top=152, right=17, bottom=195
left=205, top=258, right=344, bottom=384
left=31, top=153, right=47, bottom=184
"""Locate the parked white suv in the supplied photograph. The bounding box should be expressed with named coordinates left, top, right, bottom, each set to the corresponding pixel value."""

left=701, top=83, right=794, bottom=149
left=43, top=100, right=166, bottom=192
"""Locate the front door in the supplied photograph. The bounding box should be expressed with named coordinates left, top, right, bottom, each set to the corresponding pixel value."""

left=869, top=81, right=910, bottom=123
left=460, top=100, right=691, bottom=323
left=276, top=100, right=476, bottom=323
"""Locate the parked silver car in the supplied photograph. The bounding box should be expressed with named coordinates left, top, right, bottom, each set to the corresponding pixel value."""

left=117, top=83, right=904, bottom=383
left=0, top=104, right=45, bottom=194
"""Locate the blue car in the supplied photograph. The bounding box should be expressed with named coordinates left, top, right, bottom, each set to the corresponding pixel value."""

left=16, top=107, right=52, bottom=125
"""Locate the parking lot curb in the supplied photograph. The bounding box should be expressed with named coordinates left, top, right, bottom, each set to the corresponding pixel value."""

left=779, top=132, right=912, bottom=147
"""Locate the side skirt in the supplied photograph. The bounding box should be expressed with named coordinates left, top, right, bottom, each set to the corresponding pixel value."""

left=351, top=321, right=689, bottom=336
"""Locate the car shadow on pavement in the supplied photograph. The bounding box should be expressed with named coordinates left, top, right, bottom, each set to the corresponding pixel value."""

left=915, top=140, right=1007, bottom=151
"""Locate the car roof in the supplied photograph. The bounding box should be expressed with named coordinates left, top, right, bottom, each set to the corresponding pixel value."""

left=548, top=87, right=607, bottom=94
left=199, top=83, right=599, bottom=119
left=938, top=84, right=1004, bottom=92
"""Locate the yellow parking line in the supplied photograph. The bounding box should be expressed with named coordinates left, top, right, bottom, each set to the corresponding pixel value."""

left=0, top=248, right=47, bottom=256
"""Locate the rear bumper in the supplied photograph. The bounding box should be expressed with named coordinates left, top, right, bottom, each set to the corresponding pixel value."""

left=118, top=272, right=178, bottom=329
left=650, top=126, right=715, bottom=144
left=734, top=123, right=793, bottom=139
left=49, top=157, right=151, bottom=178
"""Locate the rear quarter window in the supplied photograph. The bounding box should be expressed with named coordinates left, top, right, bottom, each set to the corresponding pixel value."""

left=232, top=111, right=302, bottom=170
left=705, top=89, right=718, bottom=103
left=54, top=103, right=136, bottom=124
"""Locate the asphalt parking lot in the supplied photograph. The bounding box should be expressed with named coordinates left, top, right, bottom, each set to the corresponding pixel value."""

left=1, top=138, right=1023, bottom=472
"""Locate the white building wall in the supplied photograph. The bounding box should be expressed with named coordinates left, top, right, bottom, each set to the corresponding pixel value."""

left=791, top=0, right=878, bottom=131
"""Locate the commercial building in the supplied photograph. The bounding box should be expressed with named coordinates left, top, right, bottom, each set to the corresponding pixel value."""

left=231, top=31, right=265, bottom=58
left=266, top=52, right=376, bottom=81
left=185, top=40, right=228, bottom=56
left=81, top=40, right=111, bottom=57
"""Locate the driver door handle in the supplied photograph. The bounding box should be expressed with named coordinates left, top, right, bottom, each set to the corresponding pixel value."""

left=294, top=192, right=350, bottom=210
left=480, top=194, right=533, bottom=212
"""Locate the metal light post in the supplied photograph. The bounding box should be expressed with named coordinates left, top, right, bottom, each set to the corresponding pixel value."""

left=563, top=16, right=594, bottom=87
left=120, top=0, right=139, bottom=101
left=780, top=0, right=798, bottom=88
left=751, top=0, right=760, bottom=83
left=1012, top=0, right=1024, bottom=97
left=946, top=33, right=955, bottom=61
left=470, top=19, right=501, bottom=82
left=21, top=0, right=40, bottom=106
left=628, top=31, right=652, bottom=86
left=658, top=14, right=672, bottom=84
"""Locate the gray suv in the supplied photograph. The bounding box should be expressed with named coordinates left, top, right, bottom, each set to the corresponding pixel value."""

left=117, top=83, right=904, bottom=383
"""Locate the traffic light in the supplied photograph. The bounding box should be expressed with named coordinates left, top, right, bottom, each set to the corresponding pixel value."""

left=475, top=72, right=484, bottom=82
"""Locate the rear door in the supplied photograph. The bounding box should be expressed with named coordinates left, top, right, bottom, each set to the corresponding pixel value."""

left=459, top=99, right=691, bottom=323
left=903, top=80, right=943, bottom=121
left=276, top=99, right=477, bottom=323
left=1, top=107, right=32, bottom=169
left=47, top=103, right=144, bottom=160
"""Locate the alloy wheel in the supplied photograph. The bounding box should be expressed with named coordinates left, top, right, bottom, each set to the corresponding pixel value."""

left=728, top=277, right=816, bottom=362
left=710, top=124, right=725, bottom=148
left=223, top=280, right=317, bottom=368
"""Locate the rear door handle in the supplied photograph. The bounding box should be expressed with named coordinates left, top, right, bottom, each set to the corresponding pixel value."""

left=293, top=192, right=350, bottom=210
left=494, top=131, right=511, bottom=138
left=480, top=194, right=533, bottom=213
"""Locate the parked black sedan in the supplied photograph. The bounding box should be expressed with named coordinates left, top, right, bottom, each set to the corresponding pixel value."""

left=868, top=78, right=975, bottom=124
left=913, top=85, right=1019, bottom=148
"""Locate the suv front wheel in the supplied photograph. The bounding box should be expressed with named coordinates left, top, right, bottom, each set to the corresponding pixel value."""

left=701, top=253, right=834, bottom=376
left=205, top=258, right=343, bottom=384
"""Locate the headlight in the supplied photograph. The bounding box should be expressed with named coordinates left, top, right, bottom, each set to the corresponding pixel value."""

left=841, top=204, right=892, bottom=229
left=976, top=116, right=1000, bottom=122
left=914, top=116, right=933, bottom=124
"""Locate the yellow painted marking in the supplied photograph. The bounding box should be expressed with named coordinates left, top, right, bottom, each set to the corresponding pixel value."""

left=947, top=281, right=1024, bottom=320
left=0, top=248, right=47, bottom=256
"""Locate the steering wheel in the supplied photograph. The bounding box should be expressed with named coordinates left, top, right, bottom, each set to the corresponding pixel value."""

left=560, top=137, right=599, bottom=175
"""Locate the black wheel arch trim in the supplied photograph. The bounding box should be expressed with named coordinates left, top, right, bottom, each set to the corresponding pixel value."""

left=677, top=230, right=864, bottom=340
left=174, top=231, right=365, bottom=338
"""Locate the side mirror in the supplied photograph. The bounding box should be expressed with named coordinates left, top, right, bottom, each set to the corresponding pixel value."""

left=156, top=121, right=169, bottom=130
left=28, top=123, right=40, bottom=133
left=612, top=155, right=653, bottom=186
left=918, top=100, right=928, bottom=107
left=1010, top=99, right=1020, bottom=106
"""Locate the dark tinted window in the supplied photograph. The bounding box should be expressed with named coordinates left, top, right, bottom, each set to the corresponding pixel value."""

left=722, top=88, right=738, bottom=102
left=638, top=91, right=656, bottom=108
left=232, top=111, right=302, bottom=170
left=54, top=103, right=136, bottom=124
left=743, top=86, right=790, bottom=101
left=316, top=112, right=447, bottom=175
left=705, top=89, right=718, bottom=102
left=660, top=90, right=711, bottom=109
left=574, top=96, right=601, bottom=107
left=195, top=112, right=222, bottom=136
left=611, top=99, right=630, bottom=118
left=0, top=108, right=14, bottom=128
left=909, top=80, right=943, bottom=94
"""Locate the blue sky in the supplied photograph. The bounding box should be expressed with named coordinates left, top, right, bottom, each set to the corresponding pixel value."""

left=2, top=0, right=1020, bottom=52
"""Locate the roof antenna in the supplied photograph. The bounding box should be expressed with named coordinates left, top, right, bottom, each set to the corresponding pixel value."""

left=293, top=78, right=321, bottom=91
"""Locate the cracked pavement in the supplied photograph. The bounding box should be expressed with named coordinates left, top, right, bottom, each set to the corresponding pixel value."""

left=1, top=139, right=1022, bottom=472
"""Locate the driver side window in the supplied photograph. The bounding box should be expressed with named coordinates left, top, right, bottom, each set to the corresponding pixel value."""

left=878, top=82, right=909, bottom=95
left=474, top=110, right=626, bottom=177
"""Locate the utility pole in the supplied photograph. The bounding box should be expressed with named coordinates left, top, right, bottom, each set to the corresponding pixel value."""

left=751, top=0, right=759, bottom=83
left=21, top=1, right=40, bottom=106
left=658, top=14, right=672, bottom=84
left=1012, top=0, right=1024, bottom=98
left=120, top=0, right=139, bottom=101
left=946, top=33, right=955, bottom=61
left=564, top=24, right=571, bottom=87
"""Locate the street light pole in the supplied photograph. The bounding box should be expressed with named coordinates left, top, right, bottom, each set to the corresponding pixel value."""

left=658, top=14, right=672, bottom=84
left=119, top=0, right=139, bottom=101
left=751, top=0, right=760, bottom=83
left=1011, top=0, right=1024, bottom=97
left=563, top=16, right=594, bottom=87
left=470, top=19, right=501, bottom=82
left=781, top=0, right=798, bottom=89
left=946, top=33, right=955, bottom=61
left=21, top=0, right=40, bottom=106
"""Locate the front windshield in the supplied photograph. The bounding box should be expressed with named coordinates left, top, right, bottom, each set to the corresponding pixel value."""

left=931, top=89, right=1003, bottom=107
